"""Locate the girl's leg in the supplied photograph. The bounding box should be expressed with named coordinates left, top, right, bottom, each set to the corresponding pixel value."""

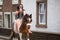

left=19, top=33, right=22, bottom=40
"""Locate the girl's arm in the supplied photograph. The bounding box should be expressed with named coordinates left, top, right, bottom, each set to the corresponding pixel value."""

left=16, top=10, right=19, bottom=15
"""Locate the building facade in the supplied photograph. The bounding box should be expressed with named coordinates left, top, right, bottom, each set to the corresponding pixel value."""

left=0, top=0, right=21, bottom=28
left=0, top=0, right=60, bottom=34
left=22, top=0, right=60, bottom=34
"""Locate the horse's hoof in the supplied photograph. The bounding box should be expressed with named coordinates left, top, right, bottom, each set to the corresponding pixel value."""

left=27, top=38, right=30, bottom=40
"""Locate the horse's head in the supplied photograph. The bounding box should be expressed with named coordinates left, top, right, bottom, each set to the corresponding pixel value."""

left=19, top=14, right=32, bottom=37
left=23, top=14, right=32, bottom=28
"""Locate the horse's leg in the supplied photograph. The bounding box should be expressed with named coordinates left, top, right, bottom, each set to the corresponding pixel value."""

left=19, top=32, right=22, bottom=40
left=27, top=33, right=30, bottom=40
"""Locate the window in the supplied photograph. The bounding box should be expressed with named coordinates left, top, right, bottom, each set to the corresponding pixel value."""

left=12, top=0, right=18, bottom=4
left=36, top=0, right=47, bottom=28
left=0, top=0, right=3, bottom=5
left=4, top=12, right=11, bottom=28
left=39, top=3, right=46, bottom=24
left=0, top=12, right=3, bottom=28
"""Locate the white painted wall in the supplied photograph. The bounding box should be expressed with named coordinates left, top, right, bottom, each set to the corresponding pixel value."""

left=22, top=0, right=60, bottom=34
left=22, top=0, right=36, bottom=30
left=47, top=0, right=60, bottom=33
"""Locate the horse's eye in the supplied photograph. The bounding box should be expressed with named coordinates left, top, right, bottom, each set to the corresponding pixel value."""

left=24, top=19, right=27, bottom=22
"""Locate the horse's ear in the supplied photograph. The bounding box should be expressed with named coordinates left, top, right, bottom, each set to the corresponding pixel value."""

left=25, top=14, right=29, bottom=17
left=30, top=14, right=32, bottom=18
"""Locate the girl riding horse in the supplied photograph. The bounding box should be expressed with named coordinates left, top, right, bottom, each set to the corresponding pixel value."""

left=11, top=4, right=26, bottom=40
left=11, top=14, right=32, bottom=40
left=11, top=4, right=32, bottom=40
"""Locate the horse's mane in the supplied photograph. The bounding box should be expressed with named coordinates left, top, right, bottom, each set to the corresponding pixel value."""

left=23, top=14, right=29, bottom=19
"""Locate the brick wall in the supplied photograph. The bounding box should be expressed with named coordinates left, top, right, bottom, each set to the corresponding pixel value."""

left=3, top=0, right=12, bottom=12
left=2, top=0, right=19, bottom=12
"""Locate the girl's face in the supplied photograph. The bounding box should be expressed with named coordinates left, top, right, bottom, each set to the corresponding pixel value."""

left=19, top=4, right=23, bottom=9
left=19, top=4, right=23, bottom=12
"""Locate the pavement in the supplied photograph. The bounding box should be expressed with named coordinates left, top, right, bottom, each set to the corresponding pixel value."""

left=0, top=38, right=18, bottom=40
left=0, top=37, right=28, bottom=40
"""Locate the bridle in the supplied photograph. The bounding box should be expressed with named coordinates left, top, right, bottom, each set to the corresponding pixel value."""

left=22, top=14, right=32, bottom=27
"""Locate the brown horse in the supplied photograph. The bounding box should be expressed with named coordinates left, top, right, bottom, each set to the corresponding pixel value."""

left=19, top=14, right=32, bottom=40
left=11, top=14, right=32, bottom=40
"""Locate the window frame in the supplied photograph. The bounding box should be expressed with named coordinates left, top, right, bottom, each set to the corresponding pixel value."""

left=36, top=0, right=47, bottom=28
left=4, top=12, right=11, bottom=28
left=0, top=0, right=3, bottom=5
left=0, top=12, right=3, bottom=28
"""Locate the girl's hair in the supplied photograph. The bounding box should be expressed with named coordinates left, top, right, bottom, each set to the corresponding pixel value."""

left=17, top=4, right=23, bottom=11
left=16, top=4, right=25, bottom=18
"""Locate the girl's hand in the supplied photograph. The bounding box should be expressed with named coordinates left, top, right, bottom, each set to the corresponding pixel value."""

left=16, top=11, right=19, bottom=15
left=23, top=11, right=26, bottom=16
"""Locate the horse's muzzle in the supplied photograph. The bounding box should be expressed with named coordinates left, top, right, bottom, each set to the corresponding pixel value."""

left=26, top=23, right=31, bottom=26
